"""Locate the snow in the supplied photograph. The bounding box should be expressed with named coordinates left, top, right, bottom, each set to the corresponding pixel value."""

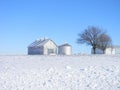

left=0, top=55, right=120, bottom=90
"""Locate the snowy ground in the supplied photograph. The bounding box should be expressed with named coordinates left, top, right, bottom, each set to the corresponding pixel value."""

left=0, top=55, right=120, bottom=90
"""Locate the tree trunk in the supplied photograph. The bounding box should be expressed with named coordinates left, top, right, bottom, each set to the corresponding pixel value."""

left=93, top=47, right=96, bottom=54
left=103, top=49, right=105, bottom=54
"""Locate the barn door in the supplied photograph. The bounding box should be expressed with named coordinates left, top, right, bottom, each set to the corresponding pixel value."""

left=47, top=49, right=54, bottom=55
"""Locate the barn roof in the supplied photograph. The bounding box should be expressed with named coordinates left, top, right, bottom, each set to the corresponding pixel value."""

left=107, top=45, right=120, bottom=48
left=59, top=43, right=71, bottom=47
left=28, top=39, right=57, bottom=48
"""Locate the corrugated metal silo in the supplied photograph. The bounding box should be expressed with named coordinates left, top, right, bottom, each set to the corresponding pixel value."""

left=58, top=43, right=72, bottom=55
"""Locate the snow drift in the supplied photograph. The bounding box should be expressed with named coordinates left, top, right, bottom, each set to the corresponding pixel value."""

left=0, top=55, right=120, bottom=90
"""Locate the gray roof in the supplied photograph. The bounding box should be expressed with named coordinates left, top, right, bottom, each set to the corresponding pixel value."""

left=59, top=43, right=71, bottom=47
left=107, top=45, right=120, bottom=48
left=28, top=39, right=57, bottom=48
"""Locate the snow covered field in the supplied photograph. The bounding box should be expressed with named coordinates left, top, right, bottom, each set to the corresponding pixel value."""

left=0, top=55, right=120, bottom=90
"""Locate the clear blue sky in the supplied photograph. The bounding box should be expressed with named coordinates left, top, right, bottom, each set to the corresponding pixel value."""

left=0, top=0, right=120, bottom=54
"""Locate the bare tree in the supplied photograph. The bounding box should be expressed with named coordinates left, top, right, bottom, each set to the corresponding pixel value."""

left=77, top=26, right=104, bottom=54
left=97, top=33, right=112, bottom=54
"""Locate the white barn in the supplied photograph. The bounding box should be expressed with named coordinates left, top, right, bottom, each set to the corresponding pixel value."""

left=91, top=46, right=120, bottom=55
left=28, top=38, right=57, bottom=55
left=105, top=46, right=120, bottom=55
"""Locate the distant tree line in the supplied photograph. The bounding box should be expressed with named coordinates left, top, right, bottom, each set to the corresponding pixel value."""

left=77, top=26, right=112, bottom=54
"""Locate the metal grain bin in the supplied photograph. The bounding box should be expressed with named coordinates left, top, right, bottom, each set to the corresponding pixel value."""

left=58, top=43, right=72, bottom=55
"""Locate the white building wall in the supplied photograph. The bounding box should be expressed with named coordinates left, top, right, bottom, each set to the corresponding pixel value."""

left=115, top=48, right=120, bottom=54
left=91, top=46, right=120, bottom=55
left=105, top=48, right=115, bottom=55
left=44, top=40, right=57, bottom=55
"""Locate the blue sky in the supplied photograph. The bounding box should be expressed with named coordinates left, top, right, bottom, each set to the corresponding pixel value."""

left=0, top=0, right=120, bottom=54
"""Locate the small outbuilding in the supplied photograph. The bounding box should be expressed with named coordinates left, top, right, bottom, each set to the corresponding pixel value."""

left=91, top=46, right=120, bottom=55
left=105, top=46, right=120, bottom=55
left=58, top=43, right=72, bottom=55
left=28, top=38, right=57, bottom=55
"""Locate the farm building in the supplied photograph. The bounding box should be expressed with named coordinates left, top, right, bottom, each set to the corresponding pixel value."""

left=105, top=46, right=120, bottom=55
left=28, top=38, right=57, bottom=55
left=58, top=43, right=72, bottom=55
left=91, top=46, right=120, bottom=55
